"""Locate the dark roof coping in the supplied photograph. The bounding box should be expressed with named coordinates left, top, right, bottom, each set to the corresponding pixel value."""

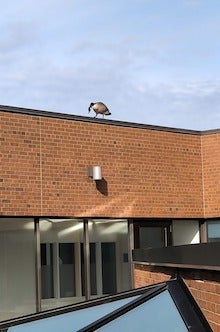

left=133, top=242, right=220, bottom=271
left=1, top=104, right=220, bottom=135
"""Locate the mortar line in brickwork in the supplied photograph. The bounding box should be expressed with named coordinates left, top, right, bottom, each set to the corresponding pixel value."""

left=200, top=136, right=205, bottom=218
left=39, top=117, right=43, bottom=214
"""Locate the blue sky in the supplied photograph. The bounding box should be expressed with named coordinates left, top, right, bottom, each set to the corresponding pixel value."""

left=1, top=0, right=220, bottom=130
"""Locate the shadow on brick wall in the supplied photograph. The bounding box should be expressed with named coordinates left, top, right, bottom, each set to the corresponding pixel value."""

left=96, top=177, right=108, bottom=196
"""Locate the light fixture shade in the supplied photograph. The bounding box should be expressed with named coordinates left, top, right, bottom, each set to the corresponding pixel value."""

left=92, top=166, right=102, bottom=180
left=88, top=166, right=102, bottom=181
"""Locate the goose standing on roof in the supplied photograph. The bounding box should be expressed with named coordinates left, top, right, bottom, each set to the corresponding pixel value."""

left=88, top=102, right=111, bottom=118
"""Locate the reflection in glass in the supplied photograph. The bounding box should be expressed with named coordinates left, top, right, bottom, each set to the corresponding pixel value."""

left=139, top=227, right=164, bottom=248
left=207, top=220, right=220, bottom=242
left=0, top=218, right=36, bottom=320
left=101, top=242, right=116, bottom=294
left=41, top=243, right=54, bottom=299
left=88, top=220, right=130, bottom=296
left=39, top=218, right=130, bottom=309
left=59, top=243, right=75, bottom=297
left=40, top=219, right=84, bottom=309
left=81, top=243, right=97, bottom=296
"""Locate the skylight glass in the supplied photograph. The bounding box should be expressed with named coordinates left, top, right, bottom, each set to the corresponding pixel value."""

left=5, top=278, right=211, bottom=332
left=8, top=296, right=139, bottom=332
left=94, top=290, right=187, bottom=332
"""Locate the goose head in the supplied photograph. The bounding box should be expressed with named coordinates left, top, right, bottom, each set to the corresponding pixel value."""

left=88, top=102, right=94, bottom=112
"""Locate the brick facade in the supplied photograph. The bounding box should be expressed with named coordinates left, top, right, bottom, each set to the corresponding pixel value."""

left=1, top=109, right=205, bottom=218
left=1, top=106, right=220, bottom=330
left=134, top=264, right=220, bottom=332
left=202, top=133, right=220, bottom=218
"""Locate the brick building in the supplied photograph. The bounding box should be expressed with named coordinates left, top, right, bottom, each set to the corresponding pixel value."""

left=0, top=105, right=220, bottom=330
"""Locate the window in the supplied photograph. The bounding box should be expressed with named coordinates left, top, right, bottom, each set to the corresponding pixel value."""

left=88, top=220, right=131, bottom=294
left=207, top=220, right=220, bottom=242
left=40, top=219, right=84, bottom=309
left=172, top=220, right=200, bottom=245
left=134, top=220, right=172, bottom=249
left=0, top=218, right=36, bottom=320
left=40, top=219, right=131, bottom=310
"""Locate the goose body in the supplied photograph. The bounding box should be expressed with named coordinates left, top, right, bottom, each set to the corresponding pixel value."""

left=88, top=102, right=111, bottom=118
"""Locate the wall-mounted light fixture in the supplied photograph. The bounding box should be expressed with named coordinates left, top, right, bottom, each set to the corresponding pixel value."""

left=88, top=166, right=102, bottom=181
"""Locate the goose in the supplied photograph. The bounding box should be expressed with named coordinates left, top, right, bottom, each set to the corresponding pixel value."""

left=88, top=102, right=111, bottom=118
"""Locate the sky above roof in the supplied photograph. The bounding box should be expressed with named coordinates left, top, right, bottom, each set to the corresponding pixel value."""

left=1, top=0, right=220, bottom=130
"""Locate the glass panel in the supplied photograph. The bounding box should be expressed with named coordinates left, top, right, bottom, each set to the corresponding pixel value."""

left=41, top=243, right=54, bottom=299
left=81, top=243, right=97, bottom=296
left=101, top=242, right=116, bottom=294
left=7, top=296, right=139, bottom=332
left=172, top=220, right=200, bottom=245
left=207, top=220, right=220, bottom=242
left=0, top=218, right=36, bottom=320
left=40, top=219, right=84, bottom=309
left=96, top=290, right=187, bottom=332
left=90, top=243, right=97, bottom=295
left=59, top=243, right=75, bottom=297
left=139, top=226, right=164, bottom=248
left=88, top=220, right=130, bottom=296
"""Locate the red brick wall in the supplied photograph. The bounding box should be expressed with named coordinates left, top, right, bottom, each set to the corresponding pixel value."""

left=134, top=264, right=220, bottom=332
left=1, top=113, right=41, bottom=215
left=1, top=111, right=203, bottom=217
left=202, top=133, right=220, bottom=218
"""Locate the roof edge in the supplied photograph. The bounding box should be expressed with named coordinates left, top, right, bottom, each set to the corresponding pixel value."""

left=1, top=104, right=219, bottom=135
